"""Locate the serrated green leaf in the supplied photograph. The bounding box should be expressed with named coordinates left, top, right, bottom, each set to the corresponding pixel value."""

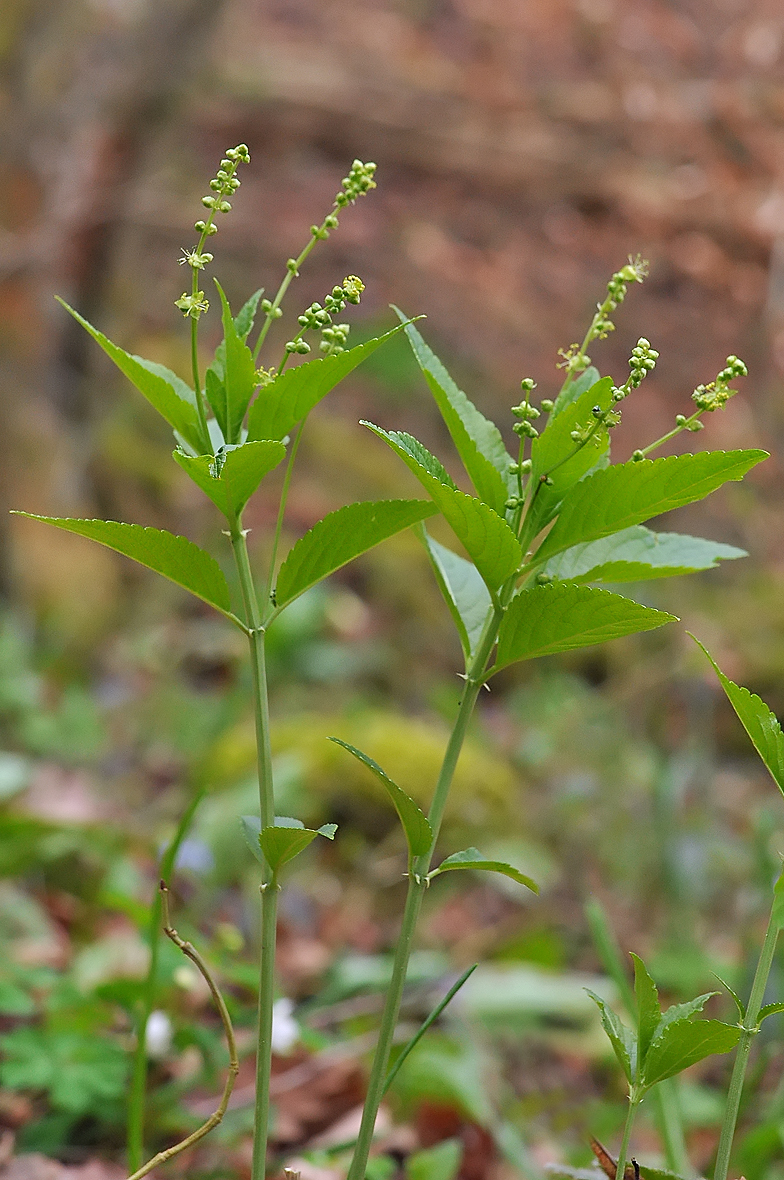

left=214, top=281, right=258, bottom=443
left=364, top=424, right=522, bottom=590
left=234, top=287, right=264, bottom=340
left=653, top=992, right=718, bottom=1041
left=631, top=953, right=661, bottom=1067
left=328, top=738, right=432, bottom=859
left=758, top=1002, right=784, bottom=1024
left=642, top=1019, right=740, bottom=1088
left=493, top=583, right=675, bottom=674
left=396, top=312, right=512, bottom=513
left=174, top=440, right=286, bottom=518
left=533, top=377, right=614, bottom=477
left=528, top=377, right=615, bottom=531
left=258, top=816, right=337, bottom=872
left=275, top=499, right=437, bottom=609
left=692, top=637, right=784, bottom=798
left=203, top=367, right=227, bottom=445
left=57, top=298, right=204, bottom=452
left=13, top=515, right=238, bottom=624
left=429, top=847, right=538, bottom=893
left=542, top=528, right=747, bottom=584
left=247, top=324, right=406, bottom=442
left=585, top=989, right=635, bottom=1083
left=551, top=366, right=601, bottom=419
left=372, top=427, right=457, bottom=487
left=204, top=289, right=264, bottom=437
left=420, top=529, right=492, bottom=661
left=533, top=450, right=768, bottom=565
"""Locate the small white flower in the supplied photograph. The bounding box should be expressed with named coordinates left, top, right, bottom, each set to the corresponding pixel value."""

left=271, top=997, right=299, bottom=1054
left=145, top=1010, right=173, bottom=1059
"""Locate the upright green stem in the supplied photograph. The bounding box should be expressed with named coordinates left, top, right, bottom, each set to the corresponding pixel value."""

left=126, top=787, right=206, bottom=1172
left=346, top=604, right=504, bottom=1180
left=190, top=315, right=212, bottom=454
left=615, top=1090, right=642, bottom=1180
left=345, top=876, right=427, bottom=1180
left=230, top=517, right=277, bottom=1180
left=713, top=903, right=780, bottom=1180
left=263, top=420, right=306, bottom=615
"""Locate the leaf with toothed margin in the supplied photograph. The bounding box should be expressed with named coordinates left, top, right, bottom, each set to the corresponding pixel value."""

left=275, top=499, right=437, bottom=609
left=57, top=298, right=204, bottom=452
left=395, top=310, right=513, bottom=513
left=246, top=324, right=409, bottom=442
left=211, top=281, right=259, bottom=444
left=631, top=953, right=660, bottom=1065
left=246, top=816, right=338, bottom=872
left=550, top=366, right=601, bottom=419
left=641, top=1017, right=740, bottom=1088
left=527, top=376, right=615, bottom=532
left=328, top=739, right=432, bottom=860
left=419, top=529, right=492, bottom=661
left=428, top=848, right=538, bottom=893
left=174, top=440, right=286, bottom=518
left=363, top=423, right=522, bottom=591
left=585, top=991, right=635, bottom=1084
left=691, top=635, right=784, bottom=797
left=492, top=583, right=676, bottom=674
left=542, top=527, right=747, bottom=584
left=12, top=515, right=239, bottom=625
left=533, top=450, right=768, bottom=565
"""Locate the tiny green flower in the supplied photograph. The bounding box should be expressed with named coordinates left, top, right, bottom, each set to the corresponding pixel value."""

left=175, top=290, right=209, bottom=319
left=179, top=248, right=214, bottom=271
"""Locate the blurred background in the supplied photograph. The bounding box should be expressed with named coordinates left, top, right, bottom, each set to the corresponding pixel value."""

left=2, top=1, right=784, bottom=1178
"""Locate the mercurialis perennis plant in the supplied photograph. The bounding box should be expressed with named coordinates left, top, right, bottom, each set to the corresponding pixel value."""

left=14, top=147, right=769, bottom=1180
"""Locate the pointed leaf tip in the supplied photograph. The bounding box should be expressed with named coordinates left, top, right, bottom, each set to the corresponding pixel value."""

left=328, top=738, right=432, bottom=858
left=13, top=515, right=238, bottom=625
left=56, top=298, right=204, bottom=451
left=258, top=818, right=338, bottom=872
left=247, top=324, right=408, bottom=442
left=690, top=633, right=784, bottom=797
left=364, top=423, right=522, bottom=591
left=494, top=583, right=675, bottom=673
left=275, top=499, right=437, bottom=610
left=429, top=847, right=538, bottom=893
left=535, top=449, right=768, bottom=564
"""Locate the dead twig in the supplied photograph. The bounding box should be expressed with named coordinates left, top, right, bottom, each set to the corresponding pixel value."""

left=125, top=882, right=239, bottom=1180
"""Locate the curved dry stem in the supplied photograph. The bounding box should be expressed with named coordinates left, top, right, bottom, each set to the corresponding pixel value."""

left=125, top=884, right=239, bottom=1180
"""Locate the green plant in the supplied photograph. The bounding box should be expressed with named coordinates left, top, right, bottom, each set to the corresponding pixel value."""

left=15, top=148, right=769, bottom=1180
left=581, top=633, right=784, bottom=1180
left=690, top=640, right=784, bottom=1180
